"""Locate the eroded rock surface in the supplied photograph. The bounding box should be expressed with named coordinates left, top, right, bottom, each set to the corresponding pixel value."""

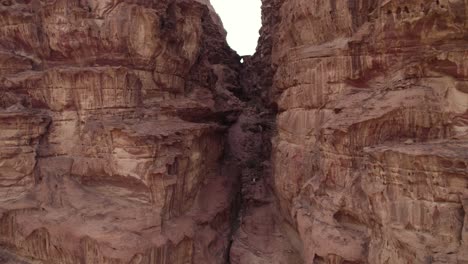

left=0, top=0, right=242, bottom=263
left=2, top=0, right=468, bottom=264
left=242, top=0, right=468, bottom=263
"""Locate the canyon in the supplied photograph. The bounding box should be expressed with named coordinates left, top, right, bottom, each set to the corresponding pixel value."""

left=0, top=0, right=467, bottom=264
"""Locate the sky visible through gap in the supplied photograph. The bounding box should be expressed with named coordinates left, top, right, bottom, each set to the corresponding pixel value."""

left=210, top=0, right=262, bottom=56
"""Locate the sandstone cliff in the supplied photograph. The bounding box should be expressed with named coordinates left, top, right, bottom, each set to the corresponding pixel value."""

left=237, top=0, right=468, bottom=263
left=0, top=0, right=243, bottom=263
left=2, top=0, right=468, bottom=264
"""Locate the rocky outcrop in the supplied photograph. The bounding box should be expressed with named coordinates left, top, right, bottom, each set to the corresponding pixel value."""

left=0, top=0, right=242, bottom=263
left=247, top=0, right=468, bottom=263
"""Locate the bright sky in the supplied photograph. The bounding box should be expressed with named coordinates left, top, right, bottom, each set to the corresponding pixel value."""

left=210, top=0, right=262, bottom=56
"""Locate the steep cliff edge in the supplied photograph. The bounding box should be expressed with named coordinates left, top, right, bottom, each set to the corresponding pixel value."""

left=249, top=0, right=468, bottom=263
left=0, top=0, right=242, bottom=263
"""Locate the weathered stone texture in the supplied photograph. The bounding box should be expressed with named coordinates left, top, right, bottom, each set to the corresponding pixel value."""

left=235, top=0, right=468, bottom=263
left=2, top=0, right=468, bottom=263
left=0, top=0, right=241, bottom=263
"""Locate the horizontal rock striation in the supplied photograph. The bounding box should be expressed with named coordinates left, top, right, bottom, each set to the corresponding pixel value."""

left=252, top=0, right=468, bottom=263
left=0, top=0, right=242, bottom=263
left=2, top=0, right=468, bottom=264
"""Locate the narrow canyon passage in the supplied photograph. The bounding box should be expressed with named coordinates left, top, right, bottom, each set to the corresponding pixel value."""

left=0, top=0, right=468, bottom=264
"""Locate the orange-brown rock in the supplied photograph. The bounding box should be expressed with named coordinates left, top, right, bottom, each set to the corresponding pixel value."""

left=240, top=0, right=468, bottom=263
left=2, top=0, right=468, bottom=263
left=0, top=0, right=242, bottom=263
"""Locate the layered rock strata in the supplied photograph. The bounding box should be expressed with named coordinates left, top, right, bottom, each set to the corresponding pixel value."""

left=0, top=0, right=242, bottom=263
left=2, top=0, right=468, bottom=264
left=246, top=0, right=468, bottom=263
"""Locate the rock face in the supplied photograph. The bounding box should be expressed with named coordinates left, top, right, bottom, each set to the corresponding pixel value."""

left=244, top=0, right=468, bottom=263
left=0, top=0, right=242, bottom=263
left=2, top=0, right=468, bottom=264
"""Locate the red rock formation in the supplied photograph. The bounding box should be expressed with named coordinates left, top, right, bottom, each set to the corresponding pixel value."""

left=2, top=0, right=468, bottom=264
left=238, top=0, right=468, bottom=263
left=0, top=0, right=242, bottom=263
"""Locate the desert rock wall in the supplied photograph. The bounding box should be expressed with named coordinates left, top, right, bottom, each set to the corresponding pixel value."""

left=260, top=0, right=468, bottom=263
left=1, top=0, right=468, bottom=264
left=0, top=0, right=242, bottom=263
